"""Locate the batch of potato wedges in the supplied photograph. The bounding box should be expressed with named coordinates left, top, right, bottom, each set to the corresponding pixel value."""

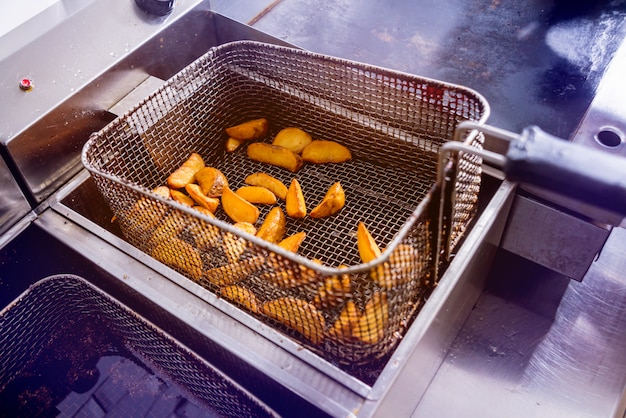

left=134, top=117, right=422, bottom=348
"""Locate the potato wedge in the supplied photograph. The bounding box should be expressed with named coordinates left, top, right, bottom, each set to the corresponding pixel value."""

left=286, top=178, right=307, bottom=218
left=170, top=189, right=194, bottom=207
left=357, top=222, right=382, bottom=263
left=225, top=118, right=269, bottom=141
left=225, top=137, right=243, bottom=153
left=167, top=153, right=205, bottom=189
left=352, top=292, right=389, bottom=344
left=256, top=207, right=286, bottom=244
left=185, top=183, right=220, bottom=212
left=260, top=258, right=322, bottom=288
left=327, top=301, right=360, bottom=343
left=223, top=222, right=257, bottom=263
left=278, top=231, right=307, bottom=252
left=373, top=243, right=421, bottom=289
left=272, top=127, right=313, bottom=153
left=301, top=140, right=351, bottom=164
left=151, top=238, right=203, bottom=282
left=221, top=186, right=260, bottom=224
left=203, top=256, right=264, bottom=287
left=236, top=186, right=277, bottom=205
left=153, top=185, right=172, bottom=199
left=313, top=272, right=351, bottom=309
left=220, top=285, right=260, bottom=314
left=247, top=143, right=303, bottom=173
left=195, top=167, right=228, bottom=197
left=310, top=181, right=345, bottom=219
left=244, top=172, right=288, bottom=200
left=262, top=297, right=326, bottom=345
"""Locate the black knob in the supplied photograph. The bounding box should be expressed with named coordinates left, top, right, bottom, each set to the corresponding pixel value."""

left=135, top=0, right=174, bottom=16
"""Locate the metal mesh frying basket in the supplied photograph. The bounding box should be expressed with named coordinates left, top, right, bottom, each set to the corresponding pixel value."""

left=82, top=41, right=489, bottom=364
left=0, top=275, right=277, bottom=417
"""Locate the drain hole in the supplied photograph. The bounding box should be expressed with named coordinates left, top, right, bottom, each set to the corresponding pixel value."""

left=595, top=128, right=623, bottom=148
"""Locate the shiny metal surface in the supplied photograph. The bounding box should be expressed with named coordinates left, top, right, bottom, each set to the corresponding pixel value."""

left=1, top=0, right=625, bottom=416
left=415, top=227, right=626, bottom=418
left=0, top=157, right=31, bottom=236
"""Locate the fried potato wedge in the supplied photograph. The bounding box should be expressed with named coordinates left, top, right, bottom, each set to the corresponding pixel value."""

left=352, top=292, right=389, bottom=344
left=260, top=258, right=323, bottom=288
left=185, top=183, right=220, bottom=212
left=170, top=189, right=194, bottom=207
left=149, top=212, right=187, bottom=247
left=247, top=143, right=303, bottom=173
left=152, top=238, right=203, bottom=282
left=204, top=256, right=264, bottom=287
left=256, top=207, right=286, bottom=244
left=262, top=297, right=326, bottom=345
left=272, top=127, right=313, bottom=153
left=313, top=272, right=352, bottom=309
left=167, top=152, right=205, bottom=189
left=286, top=178, right=307, bottom=218
left=357, top=222, right=382, bottom=263
left=220, top=285, right=260, bottom=314
left=373, top=243, right=421, bottom=289
left=236, top=186, right=277, bottom=205
left=310, top=181, right=345, bottom=219
left=225, top=137, right=243, bottom=153
left=244, top=172, right=288, bottom=200
left=327, top=301, right=360, bottom=343
left=221, top=186, right=260, bottom=224
left=195, top=167, right=228, bottom=197
left=223, top=222, right=257, bottom=263
left=153, top=185, right=172, bottom=199
left=225, top=118, right=269, bottom=141
left=301, top=140, right=351, bottom=164
left=278, top=231, right=307, bottom=252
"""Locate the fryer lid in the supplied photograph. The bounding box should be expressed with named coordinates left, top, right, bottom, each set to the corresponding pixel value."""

left=82, top=41, right=488, bottom=364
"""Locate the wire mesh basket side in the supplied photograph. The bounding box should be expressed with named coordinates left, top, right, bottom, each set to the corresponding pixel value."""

left=0, top=276, right=276, bottom=417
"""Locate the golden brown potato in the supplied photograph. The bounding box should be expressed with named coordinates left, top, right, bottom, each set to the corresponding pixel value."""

left=309, top=181, right=345, bottom=218
left=313, top=272, right=352, bottom=309
left=151, top=238, right=203, bottom=282
left=286, top=178, right=307, bottom=218
left=262, top=297, right=326, bottom=345
left=256, top=207, right=286, bottom=244
left=244, top=172, right=288, bottom=200
left=221, top=186, right=260, bottom=224
left=220, top=285, right=260, bottom=314
left=260, top=258, right=322, bottom=288
left=170, top=189, right=195, bottom=207
left=152, top=186, right=172, bottom=199
left=301, top=140, right=352, bottom=164
left=272, top=127, right=313, bottom=153
left=195, top=167, right=228, bottom=197
left=352, top=292, right=389, bottom=344
left=203, top=256, right=264, bottom=287
left=278, top=231, right=307, bottom=252
left=327, top=301, right=360, bottom=343
left=185, top=183, right=220, bottom=212
left=225, top=118, right=269, bottom=141
left=357, top=222, right=382, bottom=263
left=373, top=243, right=421, bottom=289
left=236, top=186, right=277, bottom=205
left=167, top=153, right=205, bottom=189
left=223, top=222, right=257, bottom=263
left=225, top=137, right=243, bottom=153
left=247, top=143, right=303, bottom=173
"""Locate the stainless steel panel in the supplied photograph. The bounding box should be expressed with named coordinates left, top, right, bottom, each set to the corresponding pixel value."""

left=0, top=157, right=31, bottom=235
left=500, top=195, right=610, bottom=281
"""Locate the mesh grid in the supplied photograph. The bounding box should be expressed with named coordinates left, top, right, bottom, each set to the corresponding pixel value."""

left=0, top=275, right=276, bottom=417
left=82, top=41, right=488, bottom=364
